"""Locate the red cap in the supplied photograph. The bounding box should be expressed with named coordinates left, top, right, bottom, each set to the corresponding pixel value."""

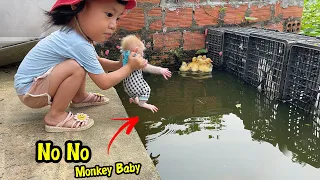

left=50, top=0, right=137, bottom=12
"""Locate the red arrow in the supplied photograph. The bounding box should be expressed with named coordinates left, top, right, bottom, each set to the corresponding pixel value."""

left=107, top=116, right=139, bottom=154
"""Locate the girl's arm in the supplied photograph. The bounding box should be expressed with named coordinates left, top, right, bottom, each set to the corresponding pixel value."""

left=90, top=51, right=147, bottom=90
left=89, top=65, right=133, bottom=90
left=98, top=56, right=122, bottom=71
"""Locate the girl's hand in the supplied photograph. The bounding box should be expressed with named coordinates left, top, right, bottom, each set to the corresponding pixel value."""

left=127, top=48, right=147, bottom=71
left=159, top=68, right=172, bottom=80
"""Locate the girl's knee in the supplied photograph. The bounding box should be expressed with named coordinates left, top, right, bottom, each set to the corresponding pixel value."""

left=65, top=59, right=86, bottom=76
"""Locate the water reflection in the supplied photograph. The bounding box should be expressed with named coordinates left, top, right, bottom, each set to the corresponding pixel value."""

left=115, top=71, right=320, bottom=177
left=240, top=86, right=320, bottom=168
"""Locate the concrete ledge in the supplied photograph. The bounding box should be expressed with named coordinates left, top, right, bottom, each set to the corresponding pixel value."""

left=0, top=40, right=39, bottom=67
left=0, top=67, right=161, bottom=179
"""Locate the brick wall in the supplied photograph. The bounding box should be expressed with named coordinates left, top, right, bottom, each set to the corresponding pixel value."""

left=98, top=0, right=304, bottom=66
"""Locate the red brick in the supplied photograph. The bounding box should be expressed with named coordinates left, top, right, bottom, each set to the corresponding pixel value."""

left=194, top=5, right=220, bottom=26
left=117, top=8, right=145, bottom=31
left=265, top=22, right=284, bottom=32
left=183, top=31, right=205, bottom=50
left=153, top=32, right=182, bottom=51
left=224, top=4, right=248, bottom=24
left=275, top=3, right=303, bottom=19
left=249, top=5, right=271, bottom=22
left=138, top=0, right=160, bottom=3
left=164, top=8, right=193, bottom=28
left=285, top=20, right=301, bottom=33
left=150, top=20, right=162, bottom=30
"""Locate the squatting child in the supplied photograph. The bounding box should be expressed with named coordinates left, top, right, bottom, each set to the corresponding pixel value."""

left=14, top=0, right=147, bottom=132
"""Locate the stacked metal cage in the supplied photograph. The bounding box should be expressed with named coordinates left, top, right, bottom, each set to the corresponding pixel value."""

left=206, top=28, right=226, bottom=69
left=244, top=30, right=304, bottom=100
left=283, top=40, right=320, bottom=114
left=222, top=28, right=259, bottom=79
left=206, top=27, right=320, bottom=116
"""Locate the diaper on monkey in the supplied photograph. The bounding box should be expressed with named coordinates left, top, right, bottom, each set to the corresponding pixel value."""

left=121, top=50, right=151, bottom=101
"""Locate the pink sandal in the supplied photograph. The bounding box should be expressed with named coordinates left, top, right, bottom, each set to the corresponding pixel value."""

left=45, top=112, right=94, bottom=132
left=69, top=92, right=109, bottom=108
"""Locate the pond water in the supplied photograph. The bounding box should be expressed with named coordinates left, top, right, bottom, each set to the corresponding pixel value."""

left=115, top=71, right=320, bottom=180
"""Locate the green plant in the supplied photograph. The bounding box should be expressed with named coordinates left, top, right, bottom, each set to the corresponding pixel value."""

left=170, top=47, right=184, bottom=60
left=300, top=0, right=320, bottom=37
left=195, top=48, right=208, bottom=55
left=244, top=16, right=258, bottom=21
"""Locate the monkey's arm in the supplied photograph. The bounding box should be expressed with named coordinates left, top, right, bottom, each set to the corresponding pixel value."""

left=142, top=64, right=162, bottom=74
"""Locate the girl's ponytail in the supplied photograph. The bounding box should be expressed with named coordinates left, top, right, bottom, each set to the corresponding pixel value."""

left=44, top=0, right=86, bottom=28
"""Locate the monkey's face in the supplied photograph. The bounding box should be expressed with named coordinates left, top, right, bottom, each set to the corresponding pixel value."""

left=136, top=44, right=145, bottom=57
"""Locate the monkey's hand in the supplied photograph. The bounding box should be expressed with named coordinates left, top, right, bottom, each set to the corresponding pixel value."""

left=160, top=68, right=172, bottom=80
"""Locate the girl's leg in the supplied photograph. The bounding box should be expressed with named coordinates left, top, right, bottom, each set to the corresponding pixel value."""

left=44, top=59, right=87, bottom=127
left=71, top=75, right=88, bottom=103
left=69, top=74, right=108, bottom=107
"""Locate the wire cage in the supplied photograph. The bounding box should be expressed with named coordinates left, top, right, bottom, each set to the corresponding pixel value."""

left=206, top=28, right=227, bottom=69
left=207, top=27, right=320, bottom=119
left=222, top=28, right=262, bottom=80
left=244, top=30, right=305, bottom=100
left=282, top=40, right=320, bottom=114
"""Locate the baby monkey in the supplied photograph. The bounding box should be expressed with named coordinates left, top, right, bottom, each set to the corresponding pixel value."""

left=120, top=35, right=172, bottom=113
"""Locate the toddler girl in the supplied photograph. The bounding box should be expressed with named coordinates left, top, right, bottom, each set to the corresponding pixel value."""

left=14, top=0, right=147, bottom=132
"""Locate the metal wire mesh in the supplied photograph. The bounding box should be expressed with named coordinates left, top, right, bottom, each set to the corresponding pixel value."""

left=283, top=41, right=320, bottom=114
left=222, top=28, right=255, bottom=79
left=206, top=28, right=225, bottom=69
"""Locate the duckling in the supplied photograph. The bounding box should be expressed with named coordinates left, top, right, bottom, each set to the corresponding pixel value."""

left=187, top=57, right=197, bottom=69
left=202, top=55, right=207, bottom=60
left=179, top=62, right=190, bottom=72
left=202, top=60, right=213, bottom=73
left=191, top=62, right=199, bottom=72
left=205, top=58, right=213, bottom=64
left=197, top=55, right=202, bottom=61
left=206, top=58, right=213, bottom=70
left=198, top=59, right=206, bottom=72
left=192, top=57, right=197, bottom=61
left=197, top=57, right=206, bottom=65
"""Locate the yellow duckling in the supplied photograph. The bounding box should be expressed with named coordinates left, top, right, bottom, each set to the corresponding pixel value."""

left=206, top=58, right=213, bottom=69
left=205, top=58, right=213, bottom=64
left=198, top=59, right=206, bottom=72
left=191, top=62, right=199, bottom=72
left=197, top=55, right=206, bottom=66
left=192, top=57, right=197, bottom=61
left=179, top=62, right=190, bottom=72
left=198, top=57, right=211, bottom=72
left=187, top=57, right=197, bottom=69
left=202, top=59, right=213, bottom=73
left=197, top=55, right=202, bottom=61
